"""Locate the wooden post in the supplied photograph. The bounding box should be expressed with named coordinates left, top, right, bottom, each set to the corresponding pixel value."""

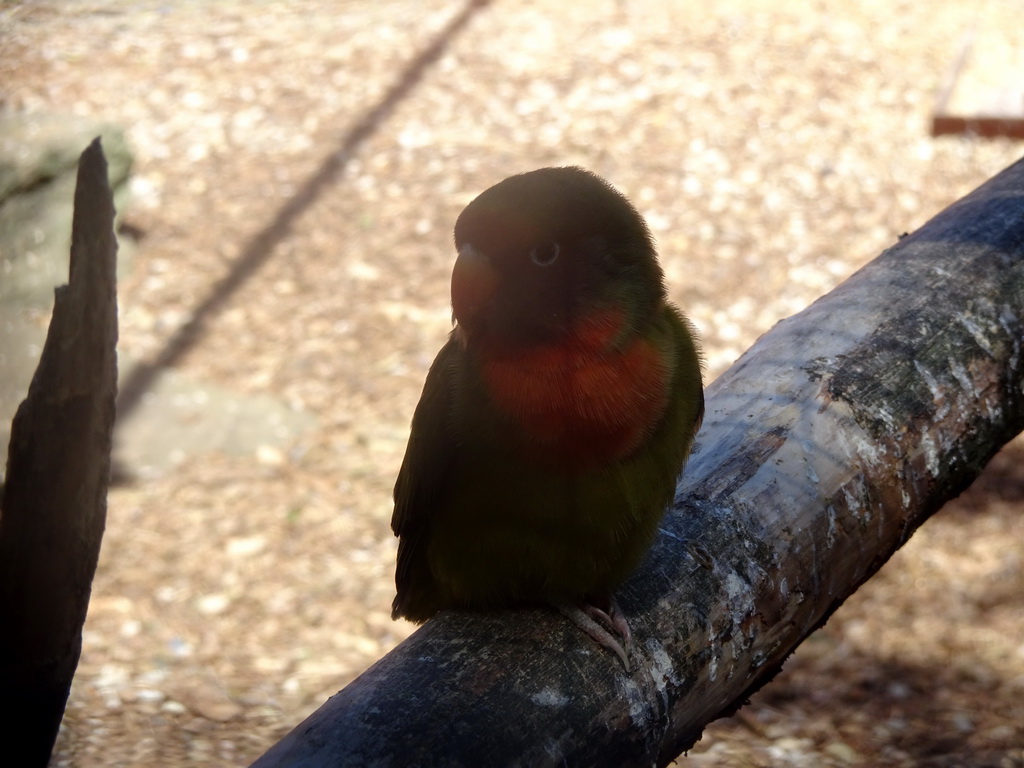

left=252, top=156, right=1024, bottom=767
left=0, top=139, right=119, bottom=767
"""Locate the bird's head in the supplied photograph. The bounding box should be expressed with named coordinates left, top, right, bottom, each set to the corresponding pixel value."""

left=451, top=167, right=666, bottom=350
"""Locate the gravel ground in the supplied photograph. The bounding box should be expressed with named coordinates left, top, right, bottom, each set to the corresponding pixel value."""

left=2, top=1, right=1023, bottom=765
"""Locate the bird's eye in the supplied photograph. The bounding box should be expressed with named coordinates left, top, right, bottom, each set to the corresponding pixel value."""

left=530, top=242, right=560, bottom=266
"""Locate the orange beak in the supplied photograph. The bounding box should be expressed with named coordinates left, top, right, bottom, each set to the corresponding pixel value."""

left=451, top=244, right=499, bottom=327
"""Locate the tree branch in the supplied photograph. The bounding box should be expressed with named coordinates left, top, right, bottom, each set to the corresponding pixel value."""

left=0, top=138, right=119, bottom=767
left=252, top=156, right=1024, bottom=768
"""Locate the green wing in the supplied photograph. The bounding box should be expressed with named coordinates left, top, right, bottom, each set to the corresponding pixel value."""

left=390, top=335, right=463, bottom=621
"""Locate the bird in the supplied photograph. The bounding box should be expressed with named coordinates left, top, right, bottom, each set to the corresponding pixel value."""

left=390, top=166, right=703, bottom=670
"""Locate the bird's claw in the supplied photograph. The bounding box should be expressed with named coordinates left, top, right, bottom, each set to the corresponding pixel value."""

left=551, top=598, right=633, bottom=672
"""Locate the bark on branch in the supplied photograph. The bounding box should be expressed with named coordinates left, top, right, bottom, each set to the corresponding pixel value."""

left=0, top=139, right=119, bottom=766
left=253, top=156, right=1024, bottom=768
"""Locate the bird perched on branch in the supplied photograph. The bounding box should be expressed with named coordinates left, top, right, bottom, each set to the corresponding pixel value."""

left=391, top=166, right=703, bottom=670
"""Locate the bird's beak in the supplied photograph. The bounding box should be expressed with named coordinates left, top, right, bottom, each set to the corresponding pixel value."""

left=451, top=243, right=498, bottom=326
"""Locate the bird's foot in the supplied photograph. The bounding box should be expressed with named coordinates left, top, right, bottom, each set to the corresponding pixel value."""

left=550, top=597, right=632, bottom=672
left=583, top=597, right=633, bottom=657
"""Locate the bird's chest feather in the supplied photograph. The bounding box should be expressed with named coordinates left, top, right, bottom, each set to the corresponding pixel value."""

left=474, top=310, right=671, bottom=468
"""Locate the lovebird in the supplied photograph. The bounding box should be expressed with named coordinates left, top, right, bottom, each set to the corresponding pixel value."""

left=391, top=166, right=704, bottom=670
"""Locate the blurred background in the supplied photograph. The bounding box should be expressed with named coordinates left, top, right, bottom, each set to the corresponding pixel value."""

left=1, top=1, right=1023, bottom=765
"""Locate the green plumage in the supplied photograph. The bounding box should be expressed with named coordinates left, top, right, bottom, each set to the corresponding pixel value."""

left=391, top=167, right=703, bottom=642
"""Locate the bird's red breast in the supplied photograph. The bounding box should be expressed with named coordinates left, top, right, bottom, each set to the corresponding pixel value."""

left=472, top=305, right=671, bottom=469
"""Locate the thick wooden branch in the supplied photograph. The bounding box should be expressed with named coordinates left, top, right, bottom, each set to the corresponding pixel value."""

left=253, top=156, right=1024, bottom=768
left=0, top=139, right=119, bottom=766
